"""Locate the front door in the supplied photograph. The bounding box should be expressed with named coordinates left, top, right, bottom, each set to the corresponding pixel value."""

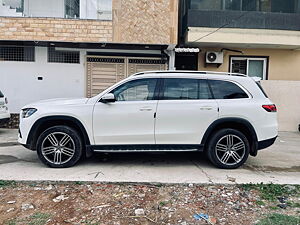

left=93, top=78, right=158, bottom=145
left=155, top=78, right=219, bottom=144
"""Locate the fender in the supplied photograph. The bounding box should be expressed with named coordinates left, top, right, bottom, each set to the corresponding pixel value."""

left=201, top=117, right=258, bottom=156
left=26, top=115, right=92, bottom=156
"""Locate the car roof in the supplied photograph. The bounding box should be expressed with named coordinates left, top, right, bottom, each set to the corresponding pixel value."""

left=130, top=70, right=255, bottom=82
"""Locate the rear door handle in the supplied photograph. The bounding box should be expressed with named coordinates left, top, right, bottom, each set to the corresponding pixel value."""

left=200, top=106, right=213, bottom=110
left=140, top=107, right=152, bottom=111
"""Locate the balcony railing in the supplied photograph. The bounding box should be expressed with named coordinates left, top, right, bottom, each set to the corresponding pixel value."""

left=0, top=0, right=112, bottom=20
left=189, top=0, right=300, bottom=14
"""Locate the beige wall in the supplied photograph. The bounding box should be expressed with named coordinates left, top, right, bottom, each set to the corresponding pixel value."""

left=198, top=48, right=300, bottom=81
left=0, top=0, right=178, bottom=45
left=261, top=80, right=300, bottom=132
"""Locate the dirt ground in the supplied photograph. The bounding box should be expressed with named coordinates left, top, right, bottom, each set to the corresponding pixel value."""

left=0, top=182, right=299, bottom=225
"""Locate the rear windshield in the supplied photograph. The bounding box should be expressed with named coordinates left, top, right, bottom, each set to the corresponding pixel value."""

left=0, top=91, right=3, bottom=98
left=256, top=82, right=268, bottom=98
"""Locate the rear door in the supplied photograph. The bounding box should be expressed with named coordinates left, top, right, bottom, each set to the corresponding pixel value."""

left=155, top=78, right=219, bottom=145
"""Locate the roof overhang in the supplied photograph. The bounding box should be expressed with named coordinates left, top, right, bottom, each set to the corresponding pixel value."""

left=0, top=40, right=169, bottom=51
left=186, top=27, right=300, bottom=50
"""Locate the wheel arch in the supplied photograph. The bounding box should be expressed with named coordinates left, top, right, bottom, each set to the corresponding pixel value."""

left=201, top=118, right=258, bottom=156
left=26, top=116, right=92, bottom=156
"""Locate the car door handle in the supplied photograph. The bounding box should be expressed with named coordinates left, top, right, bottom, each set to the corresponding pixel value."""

left=200, top=106, right=213, bottom=110
left=139, top=107, right=152, bottom=111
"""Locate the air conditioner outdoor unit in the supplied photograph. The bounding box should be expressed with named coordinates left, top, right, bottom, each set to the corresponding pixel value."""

left=206, top=52, right=224, bottom=64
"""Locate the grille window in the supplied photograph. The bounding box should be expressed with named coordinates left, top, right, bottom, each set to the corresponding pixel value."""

left=48, top=47, right=80, bottom=64
left=0, top=46, right=35, bottom=62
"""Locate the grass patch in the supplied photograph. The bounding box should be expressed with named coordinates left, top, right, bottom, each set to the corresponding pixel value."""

left=256, top=213, right=300, bottom=225
left=6, top=219, right=17, bottom=225
left=256, top=200, right=266, bottom=206
left=28, top=212, right=51, bottom=225
left=0, top=180, right=16, bottom=187
left=242, top=183, right=299, bottom=201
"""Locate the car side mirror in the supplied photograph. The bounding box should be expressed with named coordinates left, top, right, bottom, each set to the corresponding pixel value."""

left=100, top=93, right=116, bottom=103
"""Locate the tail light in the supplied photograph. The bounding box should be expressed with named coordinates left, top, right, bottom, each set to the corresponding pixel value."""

left=262, top=104, right=277, bottom=112
left=5, top=97, right=8, bottom=104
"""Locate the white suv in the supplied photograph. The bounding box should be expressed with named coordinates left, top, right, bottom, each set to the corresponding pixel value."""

left=18, top=71, right=278, bottom=169
left=0, top=90, right=10, bottom=126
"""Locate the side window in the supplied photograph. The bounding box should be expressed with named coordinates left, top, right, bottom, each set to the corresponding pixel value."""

left=208, top=80, right=248, bottom=99
left=162, top=78, right=212, bottom=100
left=111, top=79, right=157, bottom=101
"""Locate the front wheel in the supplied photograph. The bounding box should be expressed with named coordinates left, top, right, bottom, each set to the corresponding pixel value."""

left=36, top=126, right=83, bottom=168
left=206, top=129, right=250, bottom=169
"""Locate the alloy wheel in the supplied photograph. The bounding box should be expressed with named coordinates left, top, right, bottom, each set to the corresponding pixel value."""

left=41, top=132, right=75, bottom=165
left=215, top=134, right=246, bottom=166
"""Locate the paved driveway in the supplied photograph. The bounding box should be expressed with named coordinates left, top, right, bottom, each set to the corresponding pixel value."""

left=0, top=129, right=299, bottom=184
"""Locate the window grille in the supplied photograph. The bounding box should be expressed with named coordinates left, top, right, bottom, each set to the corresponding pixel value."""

left=128, top=59, right=167, bottom=64
left=87, top=57, right=125, bottom=63
left=0, top=46, right=35, bottom=62
left=48, top=47, right=80, bottom=64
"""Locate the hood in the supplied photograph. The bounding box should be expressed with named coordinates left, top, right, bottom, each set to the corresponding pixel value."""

left=22, top=98, right=89, bottom=109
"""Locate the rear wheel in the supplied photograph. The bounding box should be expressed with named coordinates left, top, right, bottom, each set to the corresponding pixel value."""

left=206, top=129, right=250, bottom=169
left=36, top=126, right=83, bottom=168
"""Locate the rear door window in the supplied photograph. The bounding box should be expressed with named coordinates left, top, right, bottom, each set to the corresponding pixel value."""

left=208, top=80, right=248, bottom=99
left=161, top=78, right=212, bottom=100
left=0, top=91, right=4, bottom=98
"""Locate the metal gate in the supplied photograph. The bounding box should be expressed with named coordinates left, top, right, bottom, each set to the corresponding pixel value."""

left=86, top=56, right=167, bottom=97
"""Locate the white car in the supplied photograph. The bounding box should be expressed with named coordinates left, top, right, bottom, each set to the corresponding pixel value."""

left=0, top=90, right=10, bottom=126
left=18, top=71, right=278, bottom=169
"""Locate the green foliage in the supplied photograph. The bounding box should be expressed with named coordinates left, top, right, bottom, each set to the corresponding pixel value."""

left=28, top=212, right=51, bottom=225
left=0, top=180, right=16, bottom=187
left=256, top=213, right=300, bottom=225
left=242, top=183, right=299, bottom=201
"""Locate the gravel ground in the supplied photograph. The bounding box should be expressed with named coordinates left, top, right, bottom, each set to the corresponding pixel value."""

left=0, top=182, right=299, bottom=225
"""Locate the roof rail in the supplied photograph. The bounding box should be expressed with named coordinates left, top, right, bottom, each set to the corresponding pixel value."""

left=132, top=70, right=247, bottom=77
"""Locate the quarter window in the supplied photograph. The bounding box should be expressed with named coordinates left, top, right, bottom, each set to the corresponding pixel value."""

left=208, top=80, right=248, bottom=99
left=111, top=79, right=157, bottom=102
left=162, top=78, right=212, bottom=100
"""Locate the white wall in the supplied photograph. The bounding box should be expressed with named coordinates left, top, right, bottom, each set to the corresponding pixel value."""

left=24, top=0, right=64, bottom=17
left=261, top=80, right=300, bottom=132
left=0, top=47, right=86, bottom=113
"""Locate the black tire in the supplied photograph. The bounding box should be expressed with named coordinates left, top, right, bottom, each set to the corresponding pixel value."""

left=36, top=126, right=83, bottom=168
left=206, top=128, right=250, bottom=169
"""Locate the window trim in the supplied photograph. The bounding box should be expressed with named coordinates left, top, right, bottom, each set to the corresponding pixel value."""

left=229, top=55, right=269, bottom=80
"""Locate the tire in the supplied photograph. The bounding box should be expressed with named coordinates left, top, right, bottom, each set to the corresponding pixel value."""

left=206, top=128, right=250, bottom=169
left=36, top=125, right=83, bottom=168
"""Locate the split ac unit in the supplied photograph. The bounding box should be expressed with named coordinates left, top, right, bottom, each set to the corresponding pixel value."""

left=206, top=52, right=224, bottom=64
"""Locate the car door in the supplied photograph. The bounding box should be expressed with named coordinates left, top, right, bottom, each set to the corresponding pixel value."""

left=93, top=78, right=158, bottom=145
left=155, top=78, right=219, bottom=145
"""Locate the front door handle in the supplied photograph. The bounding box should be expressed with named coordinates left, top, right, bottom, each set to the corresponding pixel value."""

left=200, top=106, right=213, bottom=110
left=140, top=107, right=152, bottom=111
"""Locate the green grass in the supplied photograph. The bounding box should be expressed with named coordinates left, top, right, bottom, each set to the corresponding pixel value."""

left=242, top=183, right=299, bottom=201
left=159, top=201, right=168, bottom=207
left=28, top=213, right=51, bottom=225
left=256, top=200, right=266, bottom=206
left=6, top=219, right=17, bottom=225
left=0, top=180, right=16, bottom=187
left=256, top=213, right=300, bottom=225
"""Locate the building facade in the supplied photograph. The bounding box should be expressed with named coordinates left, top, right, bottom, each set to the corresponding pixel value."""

left=0, top=0, right=179, bottom=127
left=178, top=0, right=300, bottom=131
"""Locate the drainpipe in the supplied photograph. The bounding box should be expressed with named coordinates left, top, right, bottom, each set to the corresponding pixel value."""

left=164, top=45, right=176, bottom=71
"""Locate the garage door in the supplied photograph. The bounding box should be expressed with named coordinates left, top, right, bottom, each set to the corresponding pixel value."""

left=86, top=56, right=167, bottom=97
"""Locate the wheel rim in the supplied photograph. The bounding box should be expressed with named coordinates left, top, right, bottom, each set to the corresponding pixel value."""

left=41, top=132, right=75, bottom=165
left=215, top=134, right=246, bottom=166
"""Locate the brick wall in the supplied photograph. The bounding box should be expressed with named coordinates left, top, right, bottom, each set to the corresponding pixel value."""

left=0, top=0, right=178, bottom=45
left=0, top=17, right=113, bottom=43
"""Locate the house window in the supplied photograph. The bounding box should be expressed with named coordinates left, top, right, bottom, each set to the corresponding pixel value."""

left=0, top=46, right=35, bottom=62
left=230, top=56, right=268, bottom=80
left=48, top=47, right=80, bottom=64
left=65, top=0, right=80, bottom=18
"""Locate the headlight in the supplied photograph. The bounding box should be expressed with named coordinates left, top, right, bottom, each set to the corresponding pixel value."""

left=22, top=108, right=37, bottom=118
